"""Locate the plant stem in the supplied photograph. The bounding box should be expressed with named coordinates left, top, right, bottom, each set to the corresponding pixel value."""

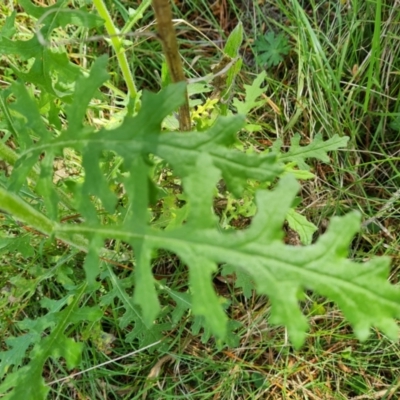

left=121, top=0, right=153, bottom=36
left=152, top=0, right=191, bottom=131
left=93, top=0, right=138, bottom=102
left=0, top=140, right=75, bottom=210
left=0, top=187, right=120, bottom=260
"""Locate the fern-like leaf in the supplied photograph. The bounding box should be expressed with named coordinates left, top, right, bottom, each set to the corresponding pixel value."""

left=0, top=284, right=102, bottom=399
left=275, top=133, right=349, bottom=170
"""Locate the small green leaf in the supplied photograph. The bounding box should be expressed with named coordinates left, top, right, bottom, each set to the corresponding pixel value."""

left=233, top=71, right=267, bottom=115
left=83, top=236, right=103, bottom=287
left=0, top=365, right=49, bottom=400
left=0, top=36, right=41, bottom=60
left=284, top=162, right=315, bottom=180
left=286, top=208, right=317, bottom=245
left=220, top=22, right=243, bottom=113
left=0, top=335, right=36, bottom=379
left=0, top=12, right=16, bottom=37
left=0, top=284, right=102, bottom=399
left=222, top=264, right=254, bottom=298
left=189, top=257, right=227, bottom=338
left=165, top=288, right=192, bottom=324
left=132, top=241, right=160, bottom=326
left=224, top=21, right=243, bottom=58
left=18, top=0, right=103, bottom=29
left=39, top=335, right=83, bottom=370
left=253, top=31, right=291, bottom=68
left=18, top=48, right=82, bottom=98
left=276, top=133, right=349, bottom=170
left=101, top=267, right=164, bottom=347
left=81, top=147, right=117, bottom=218
left=35, top=150, right=59, bottom=220
left=65, top=55, right=110, bottom=134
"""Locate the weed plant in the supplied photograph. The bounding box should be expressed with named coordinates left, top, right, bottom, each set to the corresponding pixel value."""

left=1, top=0, right=400, bottom=399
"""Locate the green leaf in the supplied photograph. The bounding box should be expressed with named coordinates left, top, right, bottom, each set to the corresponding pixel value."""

left=224, top=21, right=243, bottom=58
left=233, top=71, right=267, bottom=115
left=0, top=36, right=41, bottom=60
left=164, top=287, right=192, bottom=324
left=253, top=31, right=291, bottom=67
left=59, top=173, right=400, bottom=347
left=221, top=264, right=254, bottom=299
left=220, top=22, right=243, bottom=113
left=83, top=236, right=103, bottom=288
left=284, top=162, right=315, bottom=180
left=0, top=12, right=16, bottom=37
left=7, top=81, right=50, bottom=147
left=276, top=133, right=349, bottom=170
left=189, top=257, right=227, bottom=338
left=1, top=235, right=35, bottom=258
left=125, top=157, right=160, bottom=325
left=4, top=78, right=56, bottom=192
left=5, top=59, right=400, bottom=362
left=286, top=208, right=317, bottom=245
left=13, top=44, right=82, bottom=99
left=31, top=83, right=281, bottom=196
left=65, top=55, right=110, bottom=134
left=18, top=0, right=104, bottom=31
left=80, top=146, right=117, bottom=218
left=0, top=3, right=98, bottom=99
left=35, top=150, right=59, bottom=219
left=0, top=284, right=102, bottom=399
left=101, top=267, right=164, bottom=347
left=0, top=334, right=36, bottom=379
left=0, top=365, right=48, bottom=400
left=131, top=236, right=160, bottom=326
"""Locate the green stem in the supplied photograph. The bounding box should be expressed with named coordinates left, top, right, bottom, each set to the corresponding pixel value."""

left=0, top=186, right=128, bottom=260
left=93, top=0, right=138, bottom=101
left=0, top=187, right=55, bottom=235
left=121, top=0, right=153, bottom=36
left=0, top=140, right=75, bottom=210
left=0, top=186, right=86, bottom=250
left=0, top=138, right=18, bottom=166
left=0, top=187, right=117, bottom=260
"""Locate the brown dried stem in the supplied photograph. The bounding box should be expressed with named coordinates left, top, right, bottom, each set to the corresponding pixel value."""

left=152, top=0, right=191, bottom=131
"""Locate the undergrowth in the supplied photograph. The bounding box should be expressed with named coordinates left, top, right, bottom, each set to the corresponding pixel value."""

left=1, top=0, right=400, bottom=399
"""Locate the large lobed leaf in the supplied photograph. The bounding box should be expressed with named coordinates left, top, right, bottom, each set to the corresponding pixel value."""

left=21, top=61, right=395, bottom=348
left=53, top=168, right=400, bottom=348
left=2, top=54, right=399, bottom=400
left=1, top=5, right=399, bottom=400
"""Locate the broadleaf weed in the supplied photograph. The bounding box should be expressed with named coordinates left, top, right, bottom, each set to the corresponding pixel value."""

left=0, top=1, right=400, bottom=398
left=253, top=31, right=291, bottom=68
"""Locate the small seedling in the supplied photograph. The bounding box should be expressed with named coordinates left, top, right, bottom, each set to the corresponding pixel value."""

left=253, top=31, right=291, bottom=67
